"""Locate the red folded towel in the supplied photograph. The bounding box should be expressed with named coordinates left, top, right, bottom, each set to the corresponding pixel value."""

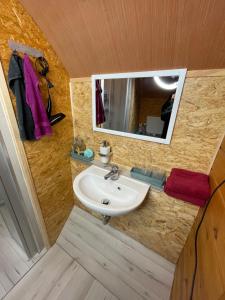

left=164, top=168, right=211, bottom=207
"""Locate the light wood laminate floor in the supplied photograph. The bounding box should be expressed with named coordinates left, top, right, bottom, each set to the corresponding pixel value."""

left=5, top=207, right=175, bottom=300
left=0, top=214, right=45, bottom=299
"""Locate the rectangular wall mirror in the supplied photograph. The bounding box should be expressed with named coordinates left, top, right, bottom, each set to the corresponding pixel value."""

left=92, top=69, right=186, bottom=144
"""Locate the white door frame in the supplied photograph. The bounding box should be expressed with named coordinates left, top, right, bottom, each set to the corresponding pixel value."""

left=0, top=61, right=49, bottom=251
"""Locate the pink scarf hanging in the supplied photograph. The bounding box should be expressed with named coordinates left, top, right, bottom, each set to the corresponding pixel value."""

left=96, top=80, right=105, bottom=125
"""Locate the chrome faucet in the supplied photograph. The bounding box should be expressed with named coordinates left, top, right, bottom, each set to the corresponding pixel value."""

left=104, top=165, right=119, bottom=180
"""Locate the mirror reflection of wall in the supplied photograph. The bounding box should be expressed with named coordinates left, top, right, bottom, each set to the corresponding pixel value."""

left=97, top=76, right=179, bottom=139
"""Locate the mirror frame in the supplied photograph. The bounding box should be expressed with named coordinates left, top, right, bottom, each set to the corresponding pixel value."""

left=92, top=68, right=187, bottom=144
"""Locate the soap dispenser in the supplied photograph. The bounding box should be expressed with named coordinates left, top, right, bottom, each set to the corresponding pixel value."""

left=99, top=140, right=111, bottom=164
left=100, top=140, right=110, bottom=156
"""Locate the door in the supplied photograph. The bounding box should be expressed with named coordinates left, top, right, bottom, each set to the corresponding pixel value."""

left=0, top=139, right=38, bottom=258
left=0, top=178, right=24, bottom=249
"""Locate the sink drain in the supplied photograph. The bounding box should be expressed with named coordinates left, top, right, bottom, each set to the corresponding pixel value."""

left=101, top=199, right=110, bottom=205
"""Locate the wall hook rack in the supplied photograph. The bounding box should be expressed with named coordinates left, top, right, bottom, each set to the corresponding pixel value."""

left=8, top=40, right=43, bottom=58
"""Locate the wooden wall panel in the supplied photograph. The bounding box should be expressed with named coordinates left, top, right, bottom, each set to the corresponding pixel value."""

left=0, top=0, right=74, bottom=244
left=170, top=135, right=225, bottom=300
left=69, top=71, right=225, bottom=263
left=221, top=138, right=225, bottom=152
left=211, top=149, right=225, bottom=198
left=19, top=0, right=225, bottom=77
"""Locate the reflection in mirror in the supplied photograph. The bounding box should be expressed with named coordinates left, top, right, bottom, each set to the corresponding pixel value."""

left=93, top=70, right=186, bottom=144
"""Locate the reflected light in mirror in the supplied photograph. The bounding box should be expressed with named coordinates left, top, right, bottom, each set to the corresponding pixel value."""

left=154, top=76, right=178, bottom=90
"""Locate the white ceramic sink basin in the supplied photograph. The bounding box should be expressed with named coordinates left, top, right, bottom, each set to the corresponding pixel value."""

left=73, top=165, right=150, bottom=217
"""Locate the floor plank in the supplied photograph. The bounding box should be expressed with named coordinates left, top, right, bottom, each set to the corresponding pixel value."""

left=46, top=261, right=94, bottom=300
left=6, top=207, right=175, bottom=300
left=0, top=214, right=44, bottom=299
left=0, top=213, right=29, bottom=267
left=4, top=245, right=74, bottom=300
left=57, top=207, right=174, bottom=299
left=57, top=235, right=145, bottom=300
left=0, top=282, right=6, bottom=300
left=74, top=207, right=175, bottom=274
left=84, top=280, right=117, bottom=300
left=70, top=210, right=174, bottom=287
left=65, top=216, right=169, bottom=299
left=0, top=269, right=13, bottom=295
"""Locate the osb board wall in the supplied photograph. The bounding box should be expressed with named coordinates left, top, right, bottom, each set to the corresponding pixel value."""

left=171, top=134, right=225, bottom=300
left=70, top=71, right=225, bottom=262
left=71, top=73, right=225, bottom=173
left=0, top=0, right=74, bottom=244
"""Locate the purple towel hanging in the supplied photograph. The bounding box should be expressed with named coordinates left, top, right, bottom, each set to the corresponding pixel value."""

left=23, top=54, right=52, bottom=140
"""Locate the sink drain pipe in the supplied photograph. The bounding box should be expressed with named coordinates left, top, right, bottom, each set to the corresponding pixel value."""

left=102, top=215, right=111, bottom=225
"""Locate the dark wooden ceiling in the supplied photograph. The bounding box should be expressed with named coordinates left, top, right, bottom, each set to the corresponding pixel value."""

left=20, top=0, right=225, bottom=77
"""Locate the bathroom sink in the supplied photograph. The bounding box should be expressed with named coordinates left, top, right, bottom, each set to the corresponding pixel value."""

left=73, top=165, right=150, bottom=217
